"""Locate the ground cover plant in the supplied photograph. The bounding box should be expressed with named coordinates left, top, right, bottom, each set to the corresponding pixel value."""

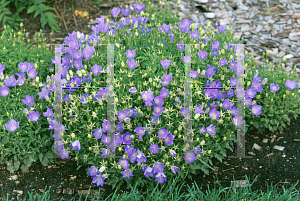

left=1, top=0, right=300, bottom=200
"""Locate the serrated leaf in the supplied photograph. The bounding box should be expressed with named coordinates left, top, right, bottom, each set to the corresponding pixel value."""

left=200, top=165, right=209, bottom=175
left=2, top=16, right=12, bottom=26
left=220, top=149, right=227, bottom=157
left=40, top=156, right=49, bottom=166
left=40, top=4, right=54, bottom=12
left=27, top=5, right=39, bottom=14
left=41, top=17, right=48, bottom=26
left=215, top=153, right=222, bottom=163
left=1, top=0, right=10, bottom=7
left=13, top=160, right=20, bottom=171
left=1, top=9, right=12, bottom=15
left=39, top=153, right=43, bottom=162
left=34, top=9, right=40, bottom=18
left=20, top=163, right=30, bottom=173
left=15, top=6, right=26, bottom=14
left=7, top=159, right=16, bottom=174
left=44, top=12, right=59, bottom=20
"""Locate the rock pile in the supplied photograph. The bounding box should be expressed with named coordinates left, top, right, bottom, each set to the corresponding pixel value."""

left=169, top=0, right=300, bottom=80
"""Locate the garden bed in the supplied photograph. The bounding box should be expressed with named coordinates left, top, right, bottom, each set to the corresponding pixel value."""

left=1, top=0, right=300, bottom=200
left=1, top=115, right=300, bottom=200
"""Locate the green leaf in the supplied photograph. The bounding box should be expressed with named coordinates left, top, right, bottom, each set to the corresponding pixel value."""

left=1, top=9, right=11, bottom=15
left=220, top=149, right=227, bottom=157
left=27, top=5, right=39, bottom=14
left=253, top=121, right=259, bottom=129
left=294, top=114, right=298, bottom=119
left=268, top=124, right=273, bottom=132
left=14, top=6, right=26, bottom=15
left=77, top=164, right=83, bottom=171
left=6, top=159, right=16, bottom=174
left=13, top=156, right=20, bottom=171
left=0, top=0, right=11, bottom=7
left=34, top=9, right=40, bottom=18
left=40, top=4, right=54, bottom=12
left=199, top=164, right=209, bottom=175
left=39, top=153, right=43, bottom=162
left=20, top=163, right=30, bottom=173
left=40, top=155, right=50, bottom=166
left=3, top=16, right=12, bottom=26
left=214, top=153, right=222, bottom=163
left=40, top=17, right=48, bottom=26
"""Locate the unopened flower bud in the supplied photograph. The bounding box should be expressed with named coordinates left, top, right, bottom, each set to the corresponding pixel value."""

left=262, top=78, right=268, bottom=85
left=200, top=140, right=205, bottom=145
left=283, top=57, right=286, bottom=62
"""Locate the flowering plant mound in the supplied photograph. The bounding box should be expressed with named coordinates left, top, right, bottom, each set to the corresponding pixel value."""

left=0, top=0, right=300, bottom=192
left=0, top=19, right=64, bottom=174
left=242, top=53, right=300, bottom=134
left=0, top=25, right=55, bottom=82
left=0, top=68, right=57, bottom=173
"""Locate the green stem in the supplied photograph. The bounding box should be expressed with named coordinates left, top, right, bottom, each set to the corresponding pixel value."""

left=197, top=158, right=215, bottom=171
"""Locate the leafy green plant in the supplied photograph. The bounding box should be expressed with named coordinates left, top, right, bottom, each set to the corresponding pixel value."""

left=0, top=0, right=60, bottom=33
left=0, top=0, right=300, bottom=198
left=0, top=0, right=24, bottom=31
left=27, top=0, right=60, bottom=33
left=0, top=24, right=57, bottom=173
